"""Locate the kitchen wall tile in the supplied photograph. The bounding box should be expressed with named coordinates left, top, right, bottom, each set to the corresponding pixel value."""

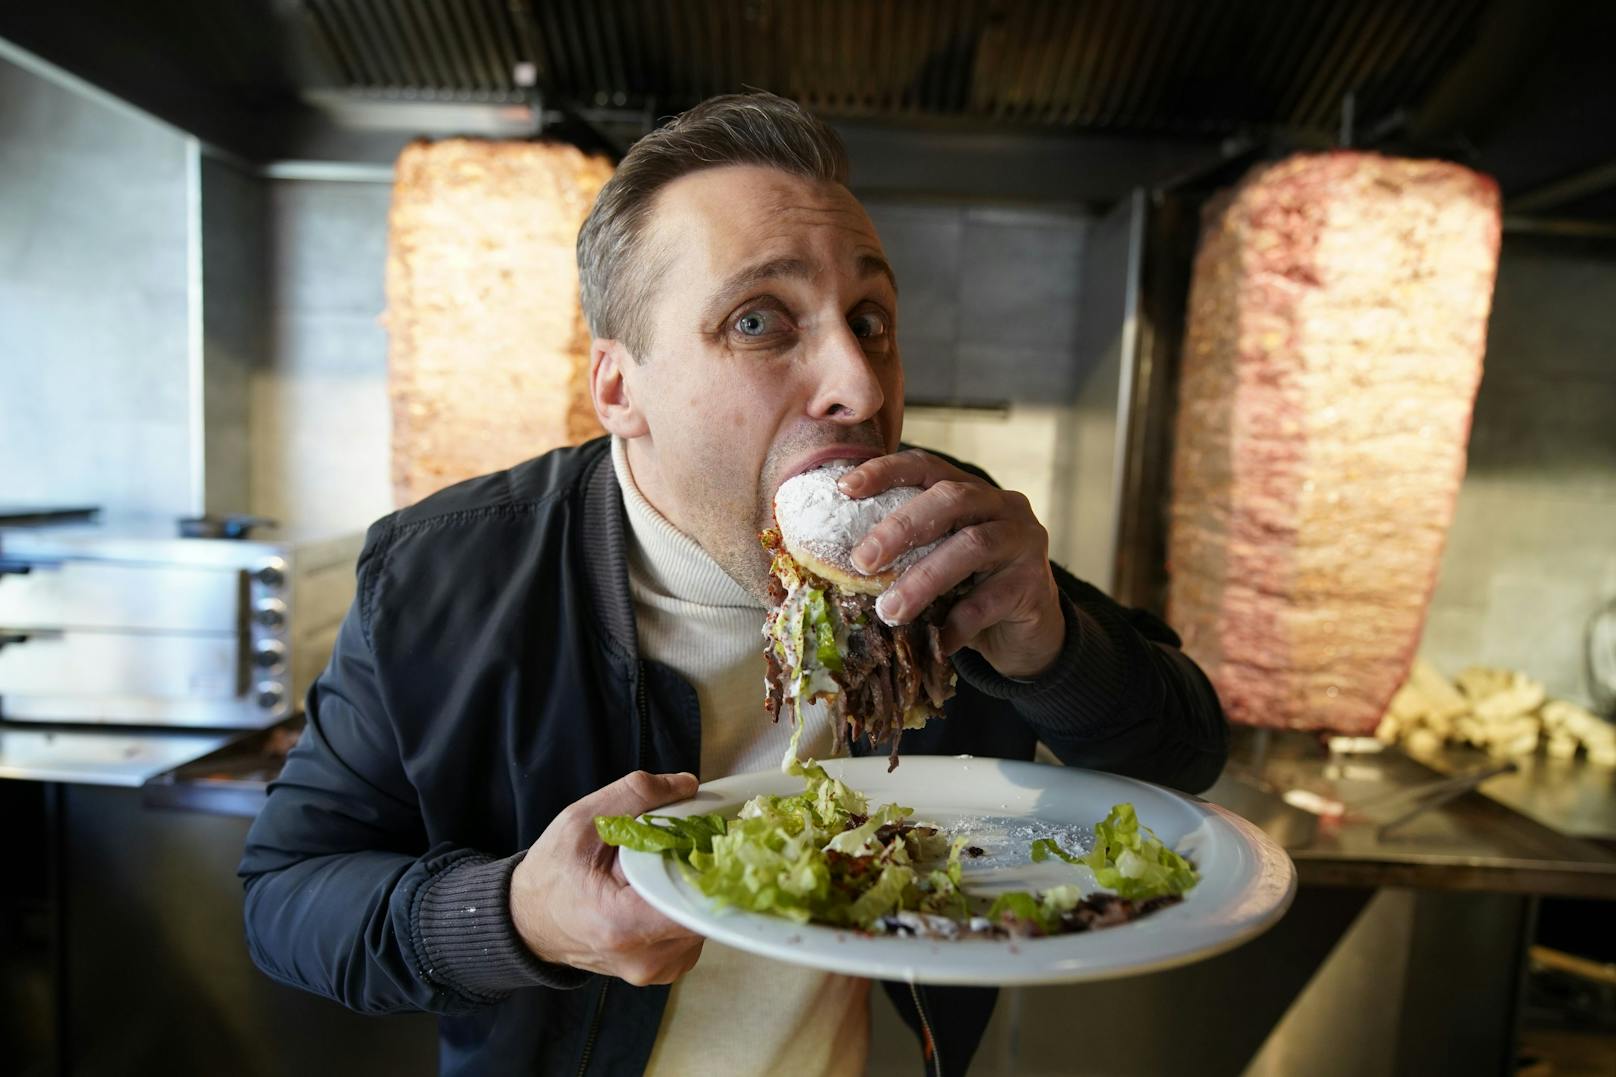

left=0, top=57, right=194, bottom=517
left=902, top=404, right=1064, bottom=534
left=1466, top=374, right=1616, bottom=495
left=267, top=179, right=392, bottom=317
left=201, top=156, right=266, bottom=515
left=1483, top=239, right=1616, bottom=381
left=896, top=331, right=959, bottom=401
left=249, top=367, right=393, bottom=532
left=1420, top=238, right=1616, bottom=706
left=959, top=212, right=1085, bottom=355
left=865, top=202, right=963, bottom=345
left=268, top=309, right=387, bottom=379
left=250, top=177, right=395, bottom=530
left=954, top=342, right=1081, bottom=402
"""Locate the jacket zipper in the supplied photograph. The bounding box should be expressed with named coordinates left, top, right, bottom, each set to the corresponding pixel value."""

left=909, top=982, right=942, bottom=1077
left=574, top=979, right=609, bottom=1077
left=636, top=660, right=650, bottom=770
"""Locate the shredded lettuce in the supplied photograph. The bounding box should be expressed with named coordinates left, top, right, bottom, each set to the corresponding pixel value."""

left=1028, top=811, right=1197, bottom=900
left=804, top=589, right=843, bottom=673
left=597, top=749, right=923, bottom=929
left=596, top=764, right=1198, bottom=934
left=593, top=812, right=728, bottom=855
left=1029, top=837, right=1084, bottom=866
left=1080, top=804, right=1200, bottom=899
left=765, top=580, right=843, bottom=701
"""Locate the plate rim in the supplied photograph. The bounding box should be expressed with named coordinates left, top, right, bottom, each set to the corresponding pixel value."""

left=618, top=756, right=1297, bottom=986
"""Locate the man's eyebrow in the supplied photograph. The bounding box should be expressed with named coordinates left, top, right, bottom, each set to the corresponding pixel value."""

left=858, top=253, right=899, bottom=297
left=700, top=257, right=814, bottom=324
left=699, top=253, right=899, bottom=325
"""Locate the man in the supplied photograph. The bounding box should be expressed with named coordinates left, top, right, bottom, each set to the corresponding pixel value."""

left=240, top=92, right=1227, bottom=1077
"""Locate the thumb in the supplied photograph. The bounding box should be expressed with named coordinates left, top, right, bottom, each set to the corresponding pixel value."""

left=577, top=770, right=700, bottom=821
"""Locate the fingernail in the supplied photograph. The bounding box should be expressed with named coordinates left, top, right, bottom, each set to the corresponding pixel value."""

left=851, top=539, right=878, bottom=572
left=838, top=472, right=863, bottom=494
left=875, top=590, right=907, bottom=626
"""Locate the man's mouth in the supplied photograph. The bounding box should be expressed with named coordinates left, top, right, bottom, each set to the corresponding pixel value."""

left=782, top=445, right=884, bottom=485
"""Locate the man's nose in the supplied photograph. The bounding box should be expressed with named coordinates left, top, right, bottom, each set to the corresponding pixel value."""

left=805, top=323, right=886, bottom=424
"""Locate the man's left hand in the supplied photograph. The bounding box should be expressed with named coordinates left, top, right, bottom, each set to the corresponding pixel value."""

left=839, top=449, right=1064, bottom=680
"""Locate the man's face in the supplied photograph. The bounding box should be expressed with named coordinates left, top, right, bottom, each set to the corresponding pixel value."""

left=614, top=164, right=904, bottom=602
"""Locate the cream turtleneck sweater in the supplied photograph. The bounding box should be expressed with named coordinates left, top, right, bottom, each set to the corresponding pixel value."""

left=612, top=437, right=870, bottom=1077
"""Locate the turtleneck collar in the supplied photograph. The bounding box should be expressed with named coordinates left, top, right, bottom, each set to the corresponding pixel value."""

left=611, top=436, right=759, bottom=609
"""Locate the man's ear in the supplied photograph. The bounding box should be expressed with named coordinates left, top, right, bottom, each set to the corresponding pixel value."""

left=589, top=338, right=649, bottom=438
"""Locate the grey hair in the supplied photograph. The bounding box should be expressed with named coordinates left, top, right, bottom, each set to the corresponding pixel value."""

left=576, top=92, right=850, bottom=360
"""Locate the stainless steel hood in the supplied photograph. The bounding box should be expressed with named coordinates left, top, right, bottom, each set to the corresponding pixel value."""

left=1, top=0, right=1613, bottom=216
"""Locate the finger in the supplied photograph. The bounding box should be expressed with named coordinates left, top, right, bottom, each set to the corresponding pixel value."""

left=569, top=770, right=700, bottom=825
left=620, top=937, right=706, bottom=986
left=665, top=938, right=705, bottom=980
left=873, top=521, right=1018, bottom=625
left=837, top=448, right=970, bottom=499
left=598, top=904, right=703, bottom=954
left=605, top=881, right=705, bottom=944
left=850, top=479, right=1001, bottom=574
left=938, top=571, right=1040, bottom=654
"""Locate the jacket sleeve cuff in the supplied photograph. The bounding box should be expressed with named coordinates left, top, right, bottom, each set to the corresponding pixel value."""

left=950, top=591, right=1134, bottom=739
left=412, top=850, right=591, bottom=1000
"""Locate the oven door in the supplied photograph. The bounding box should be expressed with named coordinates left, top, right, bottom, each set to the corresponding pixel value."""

left=0, top=558, right=267, bottom=727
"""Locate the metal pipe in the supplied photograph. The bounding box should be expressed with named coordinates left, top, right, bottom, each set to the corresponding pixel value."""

left=1509, top=159, right=1616, bottom=214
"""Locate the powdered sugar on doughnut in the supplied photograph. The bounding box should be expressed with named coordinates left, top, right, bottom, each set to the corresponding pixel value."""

left=773, top=465, right=942, bottom=577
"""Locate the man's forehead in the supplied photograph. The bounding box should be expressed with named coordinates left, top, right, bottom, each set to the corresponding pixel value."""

left=649, top=165, right=883, bottom=256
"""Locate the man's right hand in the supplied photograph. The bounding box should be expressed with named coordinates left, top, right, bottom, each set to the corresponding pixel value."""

left=510, top=770, right=706, bottom=986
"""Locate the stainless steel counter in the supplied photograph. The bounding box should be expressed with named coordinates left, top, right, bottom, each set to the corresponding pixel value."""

left=1207, top=728, right=1616, bottom=899
left=0, top=723, right=239, bottom=786
left=1411, top=739, right=1616, bottom=842
left=131, top=719, right=1616, bottom=900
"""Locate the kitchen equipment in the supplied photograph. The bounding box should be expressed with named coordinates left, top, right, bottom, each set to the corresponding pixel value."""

left=176, top=514, right=276, bottom=539
left=1589, top=598, right=1616, bottom=716
left=0, top=505, right=99, bottom=527
left=0, top=520, right=361, bottom=727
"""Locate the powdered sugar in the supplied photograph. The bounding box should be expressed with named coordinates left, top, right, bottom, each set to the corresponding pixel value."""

left=774, top=465, right=942, bottom=577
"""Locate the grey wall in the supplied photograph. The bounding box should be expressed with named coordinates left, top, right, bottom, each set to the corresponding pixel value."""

left=865, top=200, right=1090, bottom=406
left=200, top=153, right=265, bottom=516
left=237, top=190, right=1095, bottom=535
left=0, top=53, right=195, bottom=517
left=248, top=177, right=393, bottom=532
left=1422, top=237, right=1616, bottom=706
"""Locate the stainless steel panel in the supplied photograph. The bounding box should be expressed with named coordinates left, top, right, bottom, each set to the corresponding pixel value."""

left=0, top=525, right=359, bottom=728
left=0, top=725, right=236, bottom=786
left=0, top=632, right=242, bottom=698
left=0, top=560, right=243, bottom=632
left=0, top=693, right=283, bottom=728
left=1052, top=190, right=1145, bottom=594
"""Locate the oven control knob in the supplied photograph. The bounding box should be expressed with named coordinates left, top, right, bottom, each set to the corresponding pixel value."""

left=253, top=599, right=287, bottom=629
left=256, top=682, right=286, bottom=710
left=252, top=640, right=287, bottom=670
left=253, top=559, right=287, bottom=588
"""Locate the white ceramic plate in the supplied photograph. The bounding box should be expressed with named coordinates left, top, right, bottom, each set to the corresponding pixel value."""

left=619, top=756, right=1295, bottom=986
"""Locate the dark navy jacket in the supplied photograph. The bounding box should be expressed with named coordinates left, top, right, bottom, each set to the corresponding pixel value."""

left=239, top=437, right=1227, bottom=1076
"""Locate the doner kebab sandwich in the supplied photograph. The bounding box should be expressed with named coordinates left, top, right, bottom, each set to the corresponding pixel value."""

left=761, top=463, right=962, bottom=770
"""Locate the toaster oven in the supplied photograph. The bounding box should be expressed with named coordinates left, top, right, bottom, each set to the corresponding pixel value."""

left=0, top=522, right=362, bottom=728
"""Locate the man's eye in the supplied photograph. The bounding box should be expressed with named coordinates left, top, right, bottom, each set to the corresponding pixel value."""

left=734, top=308, right=785, bottom=337
left=851, top=311, right=889, bottom=339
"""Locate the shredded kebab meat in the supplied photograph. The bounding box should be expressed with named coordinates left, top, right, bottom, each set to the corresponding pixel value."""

left=760, top=530, right=959, bottom=771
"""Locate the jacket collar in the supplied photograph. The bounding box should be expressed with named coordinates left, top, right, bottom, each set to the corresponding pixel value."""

left=580, top=444, right=640, bottom=661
